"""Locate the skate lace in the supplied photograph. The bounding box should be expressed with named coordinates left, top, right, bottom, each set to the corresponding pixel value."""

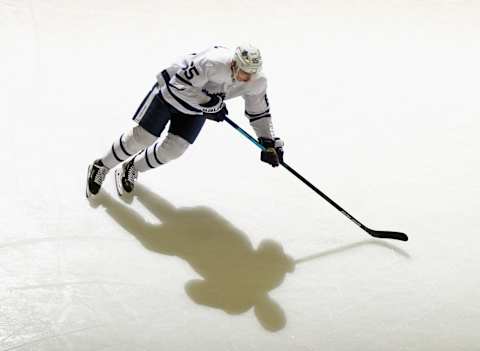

left=126, top=164, right=138, bottom=183
left=94, top=166, right=108, bottom=185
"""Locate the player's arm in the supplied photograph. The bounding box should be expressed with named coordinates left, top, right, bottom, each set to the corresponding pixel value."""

left=243, top=90, right=284, bottom=167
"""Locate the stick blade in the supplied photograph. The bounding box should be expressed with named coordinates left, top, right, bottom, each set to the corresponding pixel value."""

left=368, top=230, right=409, bottom=242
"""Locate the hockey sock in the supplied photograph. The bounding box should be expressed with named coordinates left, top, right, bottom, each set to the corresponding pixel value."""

left=101, top=126, right=157, bottom=169
left=133, top=133, right=190, bottom=172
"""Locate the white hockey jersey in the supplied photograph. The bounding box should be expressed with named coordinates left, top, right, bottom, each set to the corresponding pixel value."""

left=156, top=46, right=275, bottom=139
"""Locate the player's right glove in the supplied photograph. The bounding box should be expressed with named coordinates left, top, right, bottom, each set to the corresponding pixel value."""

left=258, top=137, right=284, bottom=167
left=200, top=94, right=228, bottom=122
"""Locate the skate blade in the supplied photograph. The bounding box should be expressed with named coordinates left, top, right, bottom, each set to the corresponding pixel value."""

left=86, top=164, right=93, bottom=198
left=114, top=168, right=124, bottom=197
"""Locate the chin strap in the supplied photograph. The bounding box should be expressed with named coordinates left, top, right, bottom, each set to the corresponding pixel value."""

left=230, top=62, right=240, bottom=81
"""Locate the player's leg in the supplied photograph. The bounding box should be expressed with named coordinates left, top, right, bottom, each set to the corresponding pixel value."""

left=104, top=83, right=169, bottom=168
left=87, top=84, right=168, bottom=198
left=101, top=126, right=157, bottom=167
left=134, top=112, right=206, bottom=171
left=115, top=113, right=206, bottom=196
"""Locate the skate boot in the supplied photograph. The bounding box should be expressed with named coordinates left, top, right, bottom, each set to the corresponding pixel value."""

left=115, top=158, right=138, bottom=196
left=86, top=159, right=109, bottom=198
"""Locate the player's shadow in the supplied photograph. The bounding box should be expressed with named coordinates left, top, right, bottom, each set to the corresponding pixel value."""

left=90, top=184, right=295, bottom=332
left=89, top=184, right=410, bottom=332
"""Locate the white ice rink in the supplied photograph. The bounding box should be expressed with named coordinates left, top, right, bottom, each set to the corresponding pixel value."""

left=1, top=0, right=480, bottom=350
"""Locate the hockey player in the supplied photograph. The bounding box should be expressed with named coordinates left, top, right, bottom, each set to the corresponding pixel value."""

left=86, top=44, right=284, bottom=198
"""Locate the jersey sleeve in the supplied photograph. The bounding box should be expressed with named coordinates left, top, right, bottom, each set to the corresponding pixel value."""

left=243, top=79, right=276, bottom=139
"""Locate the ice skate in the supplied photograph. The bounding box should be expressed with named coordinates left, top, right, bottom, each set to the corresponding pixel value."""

left=115, top=158, right=138, bottom=196
left=86, top=159, right=109, bottom=198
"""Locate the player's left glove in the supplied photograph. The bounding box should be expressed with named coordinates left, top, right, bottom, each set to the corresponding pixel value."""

left=200, top=93, right=228, bottom=122
left=258, top=137, right=284, bottom=167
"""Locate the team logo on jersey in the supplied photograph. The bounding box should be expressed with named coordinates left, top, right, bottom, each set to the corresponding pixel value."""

left=203, top=89, right=225, bottom=100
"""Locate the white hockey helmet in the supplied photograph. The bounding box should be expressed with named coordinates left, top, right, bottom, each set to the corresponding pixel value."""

left=233, top=44, right=263, bottom=74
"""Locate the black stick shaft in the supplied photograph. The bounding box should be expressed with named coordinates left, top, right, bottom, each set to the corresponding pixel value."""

left=224, top=116, right=379, bottom=236
left=279, top=161, right=369, bottom=232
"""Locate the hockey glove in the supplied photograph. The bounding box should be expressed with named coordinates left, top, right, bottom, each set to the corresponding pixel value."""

left=200, top=94, right=228, bottom=122
left=259, top=137, right=284, bottom=167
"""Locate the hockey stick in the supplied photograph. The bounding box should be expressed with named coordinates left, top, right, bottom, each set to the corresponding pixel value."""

left=224, top=116, right=408, bottom=242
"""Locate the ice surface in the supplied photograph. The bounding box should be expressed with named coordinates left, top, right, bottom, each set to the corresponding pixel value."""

left=1, top=1, right=479, bottom=350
